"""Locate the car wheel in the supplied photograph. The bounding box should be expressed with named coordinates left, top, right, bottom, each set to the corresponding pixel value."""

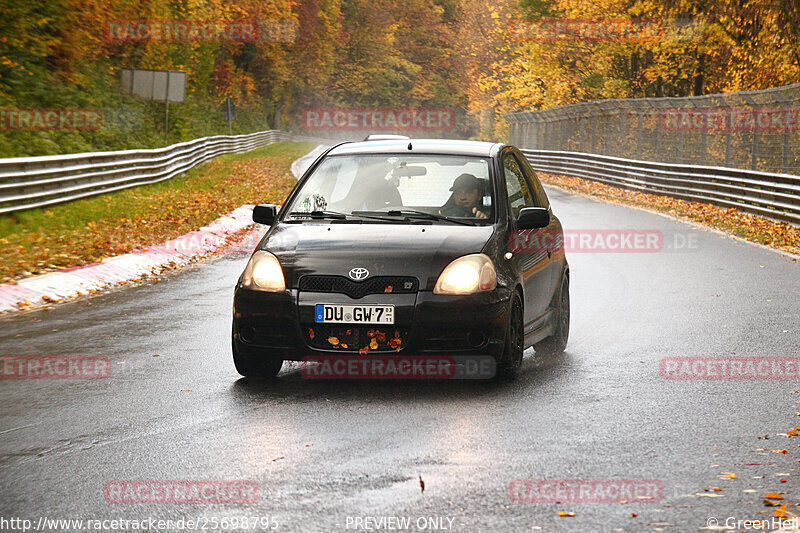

left=496, top=292, right=524, bottom=380
left=232, top=334, right=283, bottom=379
left=534, top=276, right=570, bottom=356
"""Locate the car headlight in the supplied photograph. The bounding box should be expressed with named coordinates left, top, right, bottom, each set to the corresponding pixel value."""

left=241, top=251, right=286, bottom=292
left=434, top=253, right=497, bottom=295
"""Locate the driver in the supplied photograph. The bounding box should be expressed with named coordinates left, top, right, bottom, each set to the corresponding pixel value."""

left=439, top=173, right=490, bottom=219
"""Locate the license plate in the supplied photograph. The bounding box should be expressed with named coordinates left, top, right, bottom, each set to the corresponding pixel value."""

left=315, top=304, right=394, bottom=324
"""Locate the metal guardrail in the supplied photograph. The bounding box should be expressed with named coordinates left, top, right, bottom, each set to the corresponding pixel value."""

left=521, top=149, right=800, bottom=225
left=0, top=130, right=329, bottom=215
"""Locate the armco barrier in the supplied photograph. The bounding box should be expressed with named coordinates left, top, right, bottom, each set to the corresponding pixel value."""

left=521, top=149, right=800, bottom=225
left=0, top=130, right=328, bottom=214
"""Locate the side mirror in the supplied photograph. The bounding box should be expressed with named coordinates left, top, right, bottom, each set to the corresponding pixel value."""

left=517, top=207, right=550, bottom=229
left=253, top=204, right=278, bottom=225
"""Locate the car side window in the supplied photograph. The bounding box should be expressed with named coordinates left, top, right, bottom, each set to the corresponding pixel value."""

left=503, top=152, right=535, bottom=218
left=515, top=153, right=550, bottom=209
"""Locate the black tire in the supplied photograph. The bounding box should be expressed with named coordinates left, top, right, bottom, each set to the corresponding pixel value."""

left=534, top=276, right=570, bottom=356
left=496, top=292, right=524, bottom=380
left=232, top=336, right=283, bottom=379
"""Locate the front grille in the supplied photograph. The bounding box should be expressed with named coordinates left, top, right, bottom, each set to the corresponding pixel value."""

left=305, top=325, right=408, bottom=353
left=299, top=275, right=418, bottom=299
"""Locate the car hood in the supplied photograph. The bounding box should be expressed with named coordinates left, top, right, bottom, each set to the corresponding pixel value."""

left=262, top=223, right=495, bottom=290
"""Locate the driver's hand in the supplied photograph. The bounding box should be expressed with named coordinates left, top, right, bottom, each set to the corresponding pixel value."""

left=472, top=207, right=487, bottom=219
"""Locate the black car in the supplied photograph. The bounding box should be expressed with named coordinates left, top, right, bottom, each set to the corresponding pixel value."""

left=232, top=139, right=569, bottom=379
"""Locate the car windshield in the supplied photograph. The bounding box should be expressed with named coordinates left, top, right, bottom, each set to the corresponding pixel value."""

left=284, top=154, right=493, bottom=224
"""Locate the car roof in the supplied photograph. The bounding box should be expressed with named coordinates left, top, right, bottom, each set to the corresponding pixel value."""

left=327, top=138, right=505, bottom=157
left=363, top=134, right=411, bottom=141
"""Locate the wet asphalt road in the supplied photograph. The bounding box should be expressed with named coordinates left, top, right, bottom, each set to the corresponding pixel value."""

left=1, top=182, right=799, bottom=532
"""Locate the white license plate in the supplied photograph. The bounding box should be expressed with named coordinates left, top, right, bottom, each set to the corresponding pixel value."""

left=315, top=304, right=394, bottom=324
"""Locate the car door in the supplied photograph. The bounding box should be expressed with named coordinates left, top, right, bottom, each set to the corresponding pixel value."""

left=514, top=149, right=563, bottom=301
left=501, top=149, right=552, bottom=326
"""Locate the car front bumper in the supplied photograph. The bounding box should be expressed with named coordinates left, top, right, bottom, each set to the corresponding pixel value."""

left=232, top=286, right=512, bottom=360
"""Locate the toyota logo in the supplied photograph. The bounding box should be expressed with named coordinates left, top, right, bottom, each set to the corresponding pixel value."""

left=348, top=267, right=369, bottom=280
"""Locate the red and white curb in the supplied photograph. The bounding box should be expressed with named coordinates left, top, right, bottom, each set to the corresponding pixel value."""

left=0, top=205, right=263, bottom=314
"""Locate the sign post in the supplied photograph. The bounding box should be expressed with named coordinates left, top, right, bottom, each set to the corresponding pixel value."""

left=223, top=97, right=236, bottom=135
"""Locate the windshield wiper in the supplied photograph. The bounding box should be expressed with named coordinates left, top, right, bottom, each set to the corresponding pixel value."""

left=288, top=210, right=398, bottom=223
left=357, top=209, right=476, bottom=226
left=288, top=210, right=349, bottom=219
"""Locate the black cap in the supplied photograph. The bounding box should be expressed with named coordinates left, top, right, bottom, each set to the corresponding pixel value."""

left=449, top=173, right=485, bottom=192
